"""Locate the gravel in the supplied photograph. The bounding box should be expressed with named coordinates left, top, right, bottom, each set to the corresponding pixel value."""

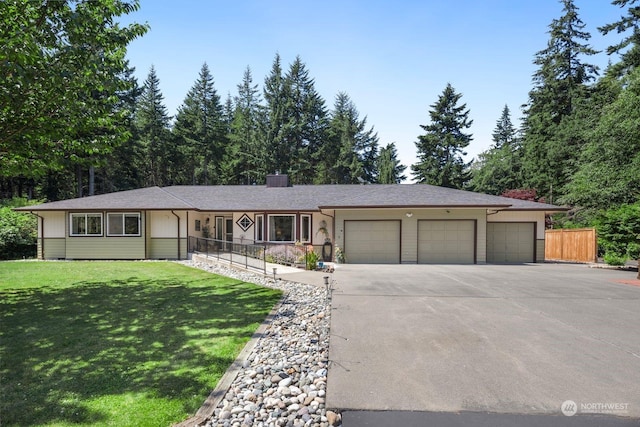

left=181, top=258, right=340, bottom=427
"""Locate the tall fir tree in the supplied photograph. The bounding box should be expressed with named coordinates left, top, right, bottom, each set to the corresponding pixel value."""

left=376, top=143, right=406, bottom=184
left=321, top=93, right=379, bottom=184
left=469, top=105, right=522, bottom=195
left=280, top=56, right=329, bottom=184
left=599, top=0, right=640, bottom=77
left=98, top=62, right=145, bottom=194
left=172, top=63, right=225, bottom=185
left=411, top=83, right=472, bottom=188
left=520, top=0, right=598, bottom=201
left=224, top=66, right=266, bottom=184
left=262, top=54, right=287, bottom=177
left=134, top=65, right=173, bottom=187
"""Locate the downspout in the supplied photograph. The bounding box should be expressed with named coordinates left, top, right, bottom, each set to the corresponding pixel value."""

left=29, top=211, right=45, bottom=260
left=320, top=209, right=336, bottom=261
left=171, top=211, right=181, bottom=260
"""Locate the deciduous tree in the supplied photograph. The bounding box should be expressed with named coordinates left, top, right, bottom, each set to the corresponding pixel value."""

left=0, top=0, right=147, bottom=178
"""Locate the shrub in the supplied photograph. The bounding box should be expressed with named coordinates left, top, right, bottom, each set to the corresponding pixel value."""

left=264, top=244, right=305, bottom=265
left=305, top=250, right=319, bottom=270
left=603, top=252, right=627, bottom=266
left=595, top=203, right=640, bottom=262
left=627, top=242, right=640, bottom=260
left=0, top=198, right=40, bottom=260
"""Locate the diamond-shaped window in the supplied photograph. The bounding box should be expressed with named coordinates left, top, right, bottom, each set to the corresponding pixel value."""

left=236, top=214, right=254, bottom=232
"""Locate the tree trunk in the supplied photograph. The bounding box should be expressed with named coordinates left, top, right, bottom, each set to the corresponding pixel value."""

left=76, top=165, right=83, bottom=198
left=89, top=165, right=95, bottom=196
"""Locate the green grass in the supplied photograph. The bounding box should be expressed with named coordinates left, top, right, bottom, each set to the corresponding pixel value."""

left=0, top=261, right=282, bottom=427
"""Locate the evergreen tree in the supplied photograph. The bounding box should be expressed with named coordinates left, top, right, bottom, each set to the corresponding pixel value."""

left=134, top=66, right=172, bottom=187
left=320, top=93, right=379, bottom=184
left=520, top=0, right=598, bottom=200
left=224, top=67, right=266, bottom=184
left=97, top=62, right=145, bottom=194
left=280, top=56, right=329, bottom=184
left=376, top=143, right=407, bottom=184
left=173, top=63, right=225, bottom=185
left=411, top=83, right=472, bottom=188
left=599, top=0, right=640, bottom=77
left=262, top=54, right=287, bottom=177
left=469, top=105, right=522, bottom=194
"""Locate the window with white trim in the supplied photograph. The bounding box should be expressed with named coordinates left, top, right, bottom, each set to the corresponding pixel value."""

left=268, top=215, right=295, bottom=242
left=107, top=213, right=141, bottom=236
left=70, top=213, right=103, bottom=236
left=255, top=214, right=264, bottom=242
left=301, top=214, right=311, bottom=243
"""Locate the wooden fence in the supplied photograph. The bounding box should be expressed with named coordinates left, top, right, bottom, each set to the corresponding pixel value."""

left=545, top=228, right=597, bottom=263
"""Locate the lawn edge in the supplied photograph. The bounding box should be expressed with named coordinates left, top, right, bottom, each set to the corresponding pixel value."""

left=174, top=291, right=287, bottom=427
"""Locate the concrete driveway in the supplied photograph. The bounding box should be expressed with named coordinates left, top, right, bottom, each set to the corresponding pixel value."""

left=325, top=263, right=640, bottom=420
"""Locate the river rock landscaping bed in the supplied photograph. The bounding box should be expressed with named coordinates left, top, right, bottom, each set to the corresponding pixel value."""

left=181, top=258, right=340, bottom=427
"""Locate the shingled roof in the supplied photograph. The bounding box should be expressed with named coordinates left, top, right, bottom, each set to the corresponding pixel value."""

left=16, top=184, right=566, bottom=212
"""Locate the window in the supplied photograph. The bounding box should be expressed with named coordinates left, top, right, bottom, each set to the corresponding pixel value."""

left=70, top=213, right=102, bottom=236
left=107, top=213, right=140, bottom=236
left=268, top=215, right=295, bottom=242
left=301, top=214, right=311, bottom=243
left=255, top=214, right=264, bottom=242
left=195, top=219, right=201, bottom=232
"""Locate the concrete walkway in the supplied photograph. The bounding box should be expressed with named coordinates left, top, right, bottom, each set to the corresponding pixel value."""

left=324, top=263, right=640, bottom=424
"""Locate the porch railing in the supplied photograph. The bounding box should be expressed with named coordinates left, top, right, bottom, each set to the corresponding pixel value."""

left=188, top=236, right=329, bottom=273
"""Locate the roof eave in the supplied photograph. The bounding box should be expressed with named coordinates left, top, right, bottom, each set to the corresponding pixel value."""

left=319, top=204, right=514, bottom=210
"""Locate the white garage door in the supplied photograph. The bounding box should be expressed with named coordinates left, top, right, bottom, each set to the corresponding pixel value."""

left=487, top=222, right=535, bottom=263
left=418, top=220, right=475, bottom=264
left=344, top=220, right=401, bottom=264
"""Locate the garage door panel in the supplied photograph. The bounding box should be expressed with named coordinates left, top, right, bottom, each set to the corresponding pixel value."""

left=344, top=221, right=400, bottom=264
left=418, top=220, right=475, bottom=264
left=487, top=222, right=534, bottom=263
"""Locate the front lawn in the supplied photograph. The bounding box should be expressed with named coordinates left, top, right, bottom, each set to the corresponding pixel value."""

left=0, top=261, right=282, bottom=427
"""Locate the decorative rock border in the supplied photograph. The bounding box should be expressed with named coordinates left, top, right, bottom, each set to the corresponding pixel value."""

left=176, top=256, right=340, bottom=427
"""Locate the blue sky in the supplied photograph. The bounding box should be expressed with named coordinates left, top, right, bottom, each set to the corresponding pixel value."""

left=122, top=1, right=624, bottom=177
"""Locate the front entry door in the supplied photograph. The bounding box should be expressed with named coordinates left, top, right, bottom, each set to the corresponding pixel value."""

left=215, top=217, right=233, bottom=250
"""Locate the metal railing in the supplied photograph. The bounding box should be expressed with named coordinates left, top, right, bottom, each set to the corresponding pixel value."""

left=188, top=236, right=267, bottom=273
left=188, top=236, right=330, bottom=273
